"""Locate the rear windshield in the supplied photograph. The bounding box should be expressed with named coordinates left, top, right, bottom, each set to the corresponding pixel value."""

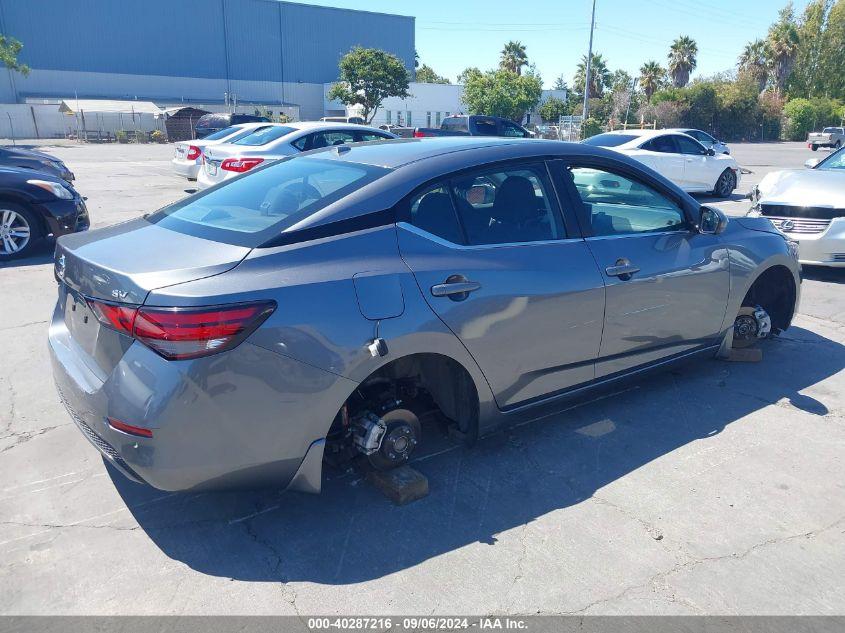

left=202, top=126, right=240, bottom=141
left=822, top=127, right=841, bottom=134
left=582, top=133, right=639, bottom=147
left=148, top=157, right=389, bottom=247
left=232, top=126, right=297, bottom=146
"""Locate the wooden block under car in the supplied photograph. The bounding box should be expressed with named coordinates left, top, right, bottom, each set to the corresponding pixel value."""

left=365, top=465, right=429, bottom=505
left=725, top=347, right=763, bottom=362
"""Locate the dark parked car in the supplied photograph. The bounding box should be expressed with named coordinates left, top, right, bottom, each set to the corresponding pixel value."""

left=414, top=115, right=532, bottom=138
left=194, top=113, right=271, bottom=138
left=0, top=146, right=74, bottom=181
left=0, top=166, right=88, bottom=260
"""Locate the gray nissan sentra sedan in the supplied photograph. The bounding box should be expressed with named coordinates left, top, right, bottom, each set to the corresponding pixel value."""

left=49, top=137, right=800, bottom=493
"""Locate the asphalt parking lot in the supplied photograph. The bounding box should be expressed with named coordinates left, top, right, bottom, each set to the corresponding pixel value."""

left=0, top=140, right=843, bottom=615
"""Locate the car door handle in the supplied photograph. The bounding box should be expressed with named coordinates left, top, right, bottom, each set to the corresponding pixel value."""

left=605, top=259, right=640, bottom=280
left=431, top=281, right=481, bottom=297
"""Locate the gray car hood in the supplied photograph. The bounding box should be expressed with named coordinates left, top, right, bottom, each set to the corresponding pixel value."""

left=758, top=168, right=845, bottom=206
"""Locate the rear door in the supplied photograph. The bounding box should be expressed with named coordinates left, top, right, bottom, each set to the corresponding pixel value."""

left=558, top=159, right=730, bottom=377
left=396, top=160, right=606, bottom=409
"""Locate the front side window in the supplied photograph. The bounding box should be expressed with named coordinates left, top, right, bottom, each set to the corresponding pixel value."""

left=149, top=158, right=388, bottom=246
left=675, top=135, right=707, bottom=155
left=451, top=165, right=563, bottom=245
left=569, top=166, right=687, bottom=236
left=232, top=125, right=296, bottom=146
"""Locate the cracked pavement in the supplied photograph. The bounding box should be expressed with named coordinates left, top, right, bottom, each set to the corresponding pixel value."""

left=0, top=141, right=843, bottom=615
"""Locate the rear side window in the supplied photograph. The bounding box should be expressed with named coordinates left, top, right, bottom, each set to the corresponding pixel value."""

left=452, top=164, right=563, bottom=245
left=441, top=117, right=467, bottom=132
left=149, top=157, right=388, bottom=246
left=582, top=133, right=638, bottom=147
left=641, top=136, right=677, bottom=153
left=409, top=186, right=464, bottom=244
left=232, top=126, right=296, bottom=146
left=473, top=119, right=498, bottom=136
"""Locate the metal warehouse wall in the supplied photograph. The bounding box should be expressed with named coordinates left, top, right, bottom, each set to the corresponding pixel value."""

left=0, top=0, right=415, bottom=96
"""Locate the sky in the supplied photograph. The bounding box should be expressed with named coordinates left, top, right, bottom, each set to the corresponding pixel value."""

left=301, top=0, right=812, bottom=88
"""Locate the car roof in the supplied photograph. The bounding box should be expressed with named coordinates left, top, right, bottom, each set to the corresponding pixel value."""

left=285, top=121, right=385, bottom=132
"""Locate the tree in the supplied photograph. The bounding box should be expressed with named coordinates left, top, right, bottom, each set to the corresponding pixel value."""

left=553, top=75, right=569, bottom=91
left=461, top=68, right=543, bottom=122
left=0, top=35, right=29, bottom=76
left=817, top=0, right=845, bottom=99
left=327, top=47, right=410, bottom=123
left=767, top=4, right=801, bottom=95
left=500, top=41, right=528, bottom=76
left=639, top=61, right=665, bottom=101
left=608, top=69, right=633, bottom=93
left=787, top=0, right=830, bottom=97
left=538, top=96, right=570, bottom=122
left=668, top=35, right=698, bottom=87
left=574, top=53, right=611, bottom=98
left=738, top=39, right=771, bottom=92
left=457, top=67, right=482, bottom=85
left=416, top=63, right=451, bottom=84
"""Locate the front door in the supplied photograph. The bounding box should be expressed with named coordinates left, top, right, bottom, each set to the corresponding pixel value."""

left=561, top=161, right=731, bottom=378
left=396, top=161, right=606, bottom=409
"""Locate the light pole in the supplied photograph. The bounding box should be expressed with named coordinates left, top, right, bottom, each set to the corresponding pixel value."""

left=581, top=0, right=597, bottom=128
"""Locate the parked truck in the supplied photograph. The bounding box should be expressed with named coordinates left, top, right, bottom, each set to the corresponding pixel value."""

left=808, top=127, right=845, bottom=151
left=413, top=115, right=532, bottom=138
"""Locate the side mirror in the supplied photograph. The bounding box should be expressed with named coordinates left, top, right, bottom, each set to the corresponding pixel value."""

left=805, top=158, right=821, bottom=169
left=706, top=148, right=716, bottom=156
left=699, top=206, right=728, bottom=235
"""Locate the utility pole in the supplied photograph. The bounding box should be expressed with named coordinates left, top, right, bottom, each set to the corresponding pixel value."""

left=581, top=0, right=597, bottom=129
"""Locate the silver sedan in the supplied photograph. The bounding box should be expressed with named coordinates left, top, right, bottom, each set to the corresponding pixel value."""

left=50, top=137, right=800, bottom=493
left=749, top=145, right=845, bottom=268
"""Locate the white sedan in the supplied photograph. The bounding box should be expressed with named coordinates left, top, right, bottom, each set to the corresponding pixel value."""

left=197, top=122, right=396, bottom=190
left=170, top=123, right=269, bottom=181
left=583, top=129, right=741, bottom=197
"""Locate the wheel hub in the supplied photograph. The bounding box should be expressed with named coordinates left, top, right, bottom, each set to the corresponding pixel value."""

left=734, top=314, right=758, bottom=340
left=0, top=209, right=30, bottom=254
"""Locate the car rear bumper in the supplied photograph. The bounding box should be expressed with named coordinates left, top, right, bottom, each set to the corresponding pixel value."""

left=49, top=300, right=357, bottom=492
left=171, top=158, right=200, bottom=179
left=41, top=197, right=89, bottom=237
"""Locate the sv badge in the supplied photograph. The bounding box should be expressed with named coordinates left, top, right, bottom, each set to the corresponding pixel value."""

left=111, top=289, right=129, bottom=300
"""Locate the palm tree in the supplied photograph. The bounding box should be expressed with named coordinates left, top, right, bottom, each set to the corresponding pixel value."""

left=574, top=53, right=611, bottom=98
left=639, top=61, right=664, bottom=101
left=668, top=35, right=698, bottom=87
left=500, top=41, right=528, bottom=75
left=738, top=39, right=770, bottom=92
left=767, top=7, right=800, bottom=95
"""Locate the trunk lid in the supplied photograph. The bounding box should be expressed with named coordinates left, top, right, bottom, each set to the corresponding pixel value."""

left=54, top=218, right=251, bottom=305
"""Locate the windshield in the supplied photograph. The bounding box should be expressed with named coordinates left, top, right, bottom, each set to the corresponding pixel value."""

left=816, top=146, right=845, bottom=170
left=232, top=126, right=297, bottom=146
left=203, top=126, right=240, bottom=141
left=582, top=133, right=638, bottom=147
left=148, top=157, right=389, bottom=246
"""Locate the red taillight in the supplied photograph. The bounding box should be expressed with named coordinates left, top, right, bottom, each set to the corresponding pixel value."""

left=221, top=157, right=264, bottom=173
left=87, top=300, right=136, bottom=335
left=186, top=145, right=201, bottom=161
left=107, top=417, right=153, bottom=438
left=133, top=302, right=276, bottom=360
left=86, top=299, right=275, bottom=361
left=413, top=131, right=426, bottom=138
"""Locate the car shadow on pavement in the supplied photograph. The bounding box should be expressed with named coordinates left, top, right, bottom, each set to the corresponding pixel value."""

left=802, top=265, right=845, bottom=284
left=0, top=239, right=54, bottom=268
left=111, top=325, right=844, bottom=585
